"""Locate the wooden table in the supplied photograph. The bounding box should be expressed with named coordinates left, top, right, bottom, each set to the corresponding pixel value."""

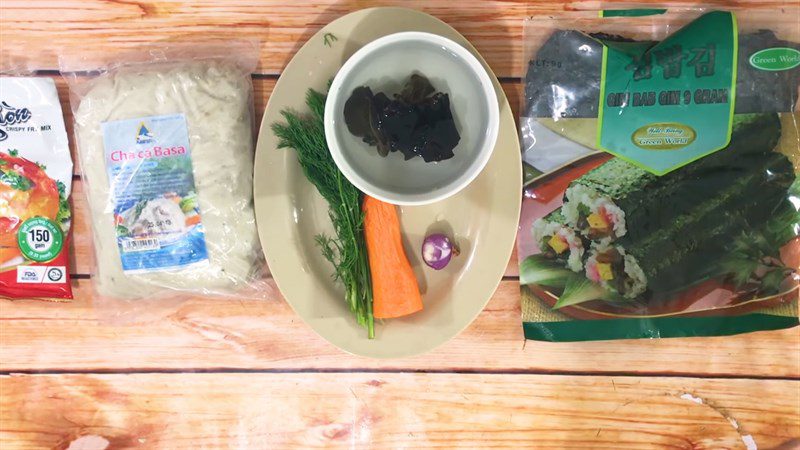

left=1, top=1, right=798, bottom=448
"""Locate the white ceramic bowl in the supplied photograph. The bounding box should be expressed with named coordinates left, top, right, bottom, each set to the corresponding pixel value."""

left=325, top=32, right=500, bottom=205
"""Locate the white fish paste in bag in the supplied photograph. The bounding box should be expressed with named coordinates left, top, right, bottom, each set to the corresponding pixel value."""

left=73, top=61, right=263, bottom=298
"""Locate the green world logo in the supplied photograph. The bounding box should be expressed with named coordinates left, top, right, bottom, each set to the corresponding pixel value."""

left=631, top=123, right=697, bottom=151
left=749, top=47, right=800, bottom=71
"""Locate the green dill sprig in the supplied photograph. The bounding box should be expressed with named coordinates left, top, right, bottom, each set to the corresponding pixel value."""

left=272, top=88, right=374, bottom=338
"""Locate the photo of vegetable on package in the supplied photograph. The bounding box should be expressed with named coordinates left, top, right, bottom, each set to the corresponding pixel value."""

left=517, top=9, right=800, bottom=341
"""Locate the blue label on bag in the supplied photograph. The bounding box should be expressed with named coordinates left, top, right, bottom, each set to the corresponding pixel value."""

left=101, top=114, right=208, bottom=273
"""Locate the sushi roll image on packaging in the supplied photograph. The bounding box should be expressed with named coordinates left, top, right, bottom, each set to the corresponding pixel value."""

left=0, top=77, right=73, bottom=300
left=517, top=8, right=800, bottom=341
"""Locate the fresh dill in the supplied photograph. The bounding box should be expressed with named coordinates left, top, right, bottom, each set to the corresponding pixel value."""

left=272, top=88, right=374, bottom=338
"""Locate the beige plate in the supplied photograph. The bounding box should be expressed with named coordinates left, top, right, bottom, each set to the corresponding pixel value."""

left=254, top=7, right=521, bottom=358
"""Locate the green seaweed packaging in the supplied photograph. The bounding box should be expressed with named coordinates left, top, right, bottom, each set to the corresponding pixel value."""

left=517, top=9, right=800, bottom=342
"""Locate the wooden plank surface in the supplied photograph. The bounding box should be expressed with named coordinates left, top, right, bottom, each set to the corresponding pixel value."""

left=3, top=279, right=798, bottom=376
left=2, top=373, right=798, bottom=449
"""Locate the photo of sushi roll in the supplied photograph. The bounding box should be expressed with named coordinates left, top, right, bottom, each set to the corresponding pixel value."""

left=585, top=242, right=647, bottom=298
left=532, top=209, right=585, bottom=272
left=583, top=148, right=795, bottom=298
left=562, top=184, right=626, bottom=241
left=520, top=113, right=798, bottom=311
left=562, top=114, right=782, bottom=243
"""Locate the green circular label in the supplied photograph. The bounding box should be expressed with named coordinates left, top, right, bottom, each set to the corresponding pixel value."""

left=749, top=47, right=800, bottom=72
left=17, top=217, right=63, bottom=263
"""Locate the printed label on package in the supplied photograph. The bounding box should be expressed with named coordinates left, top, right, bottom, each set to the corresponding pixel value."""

left=101, top=114, right=208, bottom=273
left=749, top=47, right=800, bottom=71
left=597, top=11, right=738, bottom=175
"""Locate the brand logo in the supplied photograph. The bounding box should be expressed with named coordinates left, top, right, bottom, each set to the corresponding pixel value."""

left=47, top=267, right=64, bottom=282
left=749, top=47, right=800, bottom=71
left=17, top=266, right=42, bottom=283
left=0, top=101, right=33, bottom=142
left=136, top=122, right=155, bottom=144
left=631, top=122, right=697, bottom=151
left=22, top=269, right=38, bottom=280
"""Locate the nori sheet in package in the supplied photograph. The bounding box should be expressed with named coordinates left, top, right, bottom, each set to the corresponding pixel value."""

left=517, top=8, right=800, bottom=341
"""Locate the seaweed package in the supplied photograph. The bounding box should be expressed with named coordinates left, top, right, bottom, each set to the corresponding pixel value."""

left=517, top=8, right=800, bottom=341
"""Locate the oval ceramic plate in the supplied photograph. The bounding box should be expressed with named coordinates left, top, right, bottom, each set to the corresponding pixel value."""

left=254, top=7, right=522, bottom=358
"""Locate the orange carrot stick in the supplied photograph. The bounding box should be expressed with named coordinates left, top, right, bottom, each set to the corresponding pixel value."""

left=362, top=195, right=423, bottom=319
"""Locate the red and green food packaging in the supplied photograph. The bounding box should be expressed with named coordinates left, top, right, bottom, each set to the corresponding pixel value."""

left=1, top=77, right=73, bottom=300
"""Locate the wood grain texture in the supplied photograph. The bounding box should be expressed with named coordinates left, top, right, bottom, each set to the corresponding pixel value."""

left=66, top=180, right=93, bottom=275
left=2, top=279, right=798, bottom=376
left=2, top=373, right=798, bottom=449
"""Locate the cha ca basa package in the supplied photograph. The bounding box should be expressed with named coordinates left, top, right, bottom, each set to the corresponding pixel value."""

left=517, top=9, right=800, bottom=341
left=61, top=41, right=269, bottom=300
left=1, top=77, right=73, bottom=300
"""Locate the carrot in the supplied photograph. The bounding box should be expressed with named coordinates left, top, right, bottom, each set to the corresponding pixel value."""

left=185, top=214, right=202, bottom=227
left=362, top=195, right=423, bottom=319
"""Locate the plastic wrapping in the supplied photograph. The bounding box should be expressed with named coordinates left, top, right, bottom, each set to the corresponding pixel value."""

left=0, top=76, right=73, bottom=300
left=61, top=42, right=269, bottom=300
left=517, top=8, right=800, bottom=341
